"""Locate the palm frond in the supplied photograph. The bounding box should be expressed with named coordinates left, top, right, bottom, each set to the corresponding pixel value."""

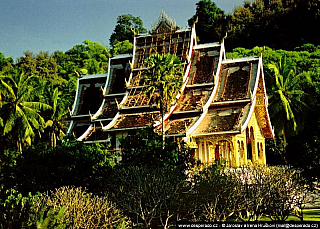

left=16, top=105, right=35, bottom=139
left=23, top=101, right=52, bottom=111
left=3, top=110, right=16, bottom=135
left=0, top=77, right=16, bottom=99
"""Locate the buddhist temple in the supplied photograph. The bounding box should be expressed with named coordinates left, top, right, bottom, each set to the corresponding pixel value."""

left=67, top=10, right=274, bottom=167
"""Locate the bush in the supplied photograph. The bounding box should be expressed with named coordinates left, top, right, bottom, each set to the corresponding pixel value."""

left=186, top=165, right=307, bottom=222
left=30, top=186, right=130, bottom=229
left=15, top=136, right=116, bottom=194
left=0, top=149, right=19, bottom=192
left=119, top=127, right=193, bottom=170
left=106, top=166, right=191, bottom=228
left=229, top=166, right=307, bottom=222
left=190, top=162, right=245, bottom=222
left=0, top=188, right=40, bottom=229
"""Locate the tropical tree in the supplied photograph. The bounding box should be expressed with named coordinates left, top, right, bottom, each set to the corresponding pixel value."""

left=0, top=75, right=13, bottom=127
left=188, top=0, right=225, bottom=44
left=226, top=0, right=320, bottom=50
left=112, top=40, right=134, bottom=56
left=119, top=127, right=193, bottom=169
left=16, top=51, right=59, bottom=79
left=140, top=53, right=183, bottom=137
left=267, top=56, right=312, bottom=146
left=81, top=40, right=110, bottom=74
left=0, top=52, right=14, bottom=72
left=43, top=86, right=68, bottom=148
left=63, top=40, right=110, bottom=76
left=0, top=72, right=51, bottom=152
left=109, top=14, right=147, bottom=50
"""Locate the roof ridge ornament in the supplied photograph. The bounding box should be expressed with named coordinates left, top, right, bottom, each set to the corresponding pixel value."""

left=151, top=9, right=177, bottom=34
left=221, top=32, right=228, bottom=44
left=192, top=16, right=198, bottom=29
left=259, top=46, right=266, bottom=58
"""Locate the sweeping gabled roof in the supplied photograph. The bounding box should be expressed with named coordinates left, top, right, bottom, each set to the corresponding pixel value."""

left=67, top=11, right=273, bottom=143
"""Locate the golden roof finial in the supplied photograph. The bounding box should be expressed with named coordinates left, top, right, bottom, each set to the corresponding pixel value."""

left=259, top=46, right=266, bottom=58
left=128, top=60, right=133, bottom=70
left=115, top=98, right=119, bottom=109
left=192, top=16, right=198, bottom=29
left=68, top=107, right=72, bottom=116
left=100, top=86, right=105, bottom=96
left=100, top=121, right=104, bottom=129
left=221, top=32, right=228, bottom=44
left=129, top=26, right=137, bottom=36
left=89, top=111, right=92, bottom=121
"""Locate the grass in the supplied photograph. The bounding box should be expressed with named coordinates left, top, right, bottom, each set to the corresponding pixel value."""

left=258, top=209, right=320, bottom=221
left=289, top=209, right=320, bottom=221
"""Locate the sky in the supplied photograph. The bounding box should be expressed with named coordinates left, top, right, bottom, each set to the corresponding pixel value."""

left=0, top=0, right=246, bottom=60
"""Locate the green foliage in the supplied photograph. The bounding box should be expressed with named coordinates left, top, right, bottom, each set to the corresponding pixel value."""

left=188, top=0, right=225, bottom=44
left=16, top=51, right=59, bottom=79
left=0, top=71, right=52, bottom=152
left=110, top=14, right=147, bottom=49
left=41, top=85, right=68, bottom=147
left=12, top=136, right=116, bottom=194
left=265, top=137, right=287, bottom=165
left=142, top=53, right=183, bottom=111
left=30, top=187, right=130, bottom=229
left=64, top=40, right=110, bottom=75
left=267, top=56, right=312, bottom=144
left=286, top=112, right=320, bottom=182
left=36, top=206, right=66, bottom=229
left=0, top=149, right=20, bottom=192
left=112, top=40, right=133, bottom=56
left=119, top=127, right=193, bottom=170
left=0, top=52, right=14, bottom=73
left=141, top=53, right=184, bottom=137
left=0, top=188, right=40, bottom=229
left=226, top=0, right=320, bottom=50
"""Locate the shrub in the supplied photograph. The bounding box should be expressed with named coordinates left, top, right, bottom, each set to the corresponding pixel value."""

left=0, top=188, right=40, bottom=229
left=119, top=127, right=193, bottom=170
left=229, top=166, right=307, bottom=222
left=30, top=186, right=130, bottom=229
left=190, top=163, right=245, bottom=222
left=107, top=166, right=190, bottom=228
left=15, top=136, right=116, bottom=194
left=187, top=165, right=307, bottom=222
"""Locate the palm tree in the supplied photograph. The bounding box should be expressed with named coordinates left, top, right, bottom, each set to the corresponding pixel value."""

left=44, top=86, right=68, bottom=148
left=140, top=53, right=183, bottom=137
left=0, top=52, right=13, bottom=72
left=267, top=56, right=312, bottom=146
left=0, top=71, right=51, bottom=152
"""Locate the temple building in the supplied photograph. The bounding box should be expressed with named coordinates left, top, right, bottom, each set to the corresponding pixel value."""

left=67, top=11, right=274, bottom=167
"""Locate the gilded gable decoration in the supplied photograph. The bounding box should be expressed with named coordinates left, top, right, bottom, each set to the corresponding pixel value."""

left=151, top=9, right=178, bottom=34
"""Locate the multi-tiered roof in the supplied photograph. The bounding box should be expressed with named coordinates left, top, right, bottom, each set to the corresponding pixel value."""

left=67, top=11, right=273, bottom=146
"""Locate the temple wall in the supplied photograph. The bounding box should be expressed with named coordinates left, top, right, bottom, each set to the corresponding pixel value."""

left=194, top=111, right=266, bottom=167
left=233, top=111, right=266, bottom=167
